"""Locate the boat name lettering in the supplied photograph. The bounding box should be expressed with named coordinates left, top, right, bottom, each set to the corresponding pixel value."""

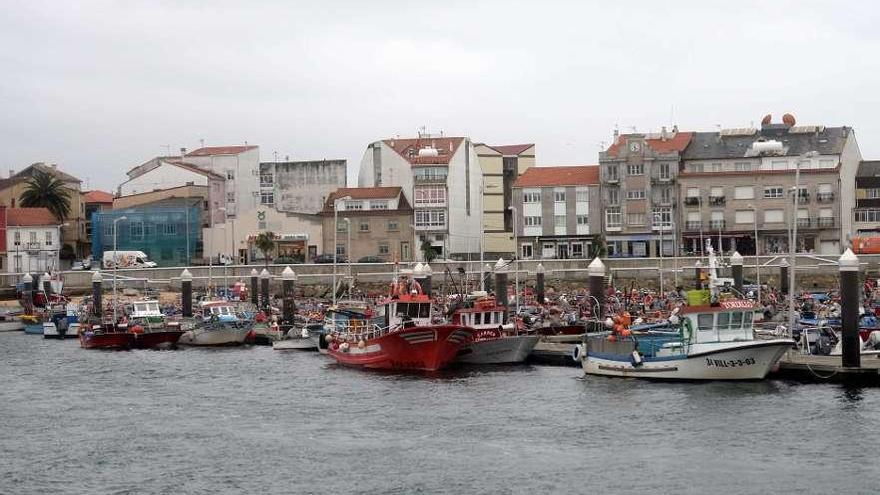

left=705, top=357, right=756, bottom=368
left=719, top=300, right=753, bottom=309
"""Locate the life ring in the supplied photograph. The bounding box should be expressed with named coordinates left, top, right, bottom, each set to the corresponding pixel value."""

left=571, top=344, right=584, bottom=362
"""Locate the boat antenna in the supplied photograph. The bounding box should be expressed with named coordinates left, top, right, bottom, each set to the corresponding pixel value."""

left=706, top=238, right=720, bottom=304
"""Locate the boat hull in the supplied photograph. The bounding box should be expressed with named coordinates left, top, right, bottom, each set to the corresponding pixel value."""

left=0, top=320, right=24, bottom=332
left=328, top=325, right=474, bottom=371
left=24, top=323, right=44, bottom=335
left=132, top=330, right=185, bottom=349
left=272, top=335, right=319, bottom=351
left=581, top=340, right=792, bottom=380
left=79, top=330, right=134, bottom=350
left=178, top=325, right=250, bottom=346
left=457, top=335, right=540, bottom=364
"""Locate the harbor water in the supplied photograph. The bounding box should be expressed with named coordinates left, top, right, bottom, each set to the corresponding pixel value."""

left=1, top=332, right=878, bottom=495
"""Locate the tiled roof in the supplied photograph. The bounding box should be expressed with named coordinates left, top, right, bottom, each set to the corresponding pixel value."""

left=327, top=187, right=401, bottom=202
left=83, top=190, right=114, bottom=203
left=491, top=144, right=534, bottom=156
left=14, top=163, right=81, bottom=183
left=382, top=138, right=464, bottom=165
left=606, top=132, right=693, bottom=157
left=185, top=145, right=258, bottom=157
left=513, top=166, right=600, bottom=187
left=7, top=207, right=58, bottom=226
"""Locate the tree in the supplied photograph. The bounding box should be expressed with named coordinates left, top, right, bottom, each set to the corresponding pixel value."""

left=254, top=232, right=276, bottom=267
left=420, top=239, right=437, bottom=263
left=19, top=169, right=71, bottom=221
left=594, top=234, right=608, bottom=258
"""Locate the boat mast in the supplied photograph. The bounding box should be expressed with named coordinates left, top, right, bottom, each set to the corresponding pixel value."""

left=706, top=238, right=720, bottom=303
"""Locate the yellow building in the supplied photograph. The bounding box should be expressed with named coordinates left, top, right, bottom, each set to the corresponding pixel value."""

left=474, top=143, right=535, bottom=258
left=0, top=163, right=87, bottom=259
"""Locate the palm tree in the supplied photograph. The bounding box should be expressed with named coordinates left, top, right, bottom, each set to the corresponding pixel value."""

left=254, top=232, right=276, bottom=267
left=19, top=169, right=71, bottom=221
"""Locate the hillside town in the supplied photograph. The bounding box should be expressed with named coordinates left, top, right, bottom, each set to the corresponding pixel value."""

left=3, top=112, right=876, bottom=272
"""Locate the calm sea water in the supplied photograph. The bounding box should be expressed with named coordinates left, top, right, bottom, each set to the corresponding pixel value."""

left=1, top=332, right=877, bottom=495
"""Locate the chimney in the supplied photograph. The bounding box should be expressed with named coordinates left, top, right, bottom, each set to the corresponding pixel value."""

left=672, top=124, right=679, bottom=133
left=8, top=168, right=14, bottom=178
left=661, top=126, right=668, bottom=141
left=180, top=147, right=187, bottom=156
left=612, top=126, right=619, bottom=140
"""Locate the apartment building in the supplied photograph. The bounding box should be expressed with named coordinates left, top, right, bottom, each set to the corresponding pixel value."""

left=853, top=160, right=880, bottom=235
left=258, top=159, right=346, bottom=214
left=183, top=145, right=260, bottom=218
left=599, top=127, right=693, bottom=257
left=678, top=114, right=860, bottom=255
left=511, top=166, right=601, bottom=259
left=357, top=134, right=482, bottom=260
left=6, top=208, right=62, bottom=274
left=474, top=143, right=535, bottom=258
left=320, top=187, right=414, bottom=262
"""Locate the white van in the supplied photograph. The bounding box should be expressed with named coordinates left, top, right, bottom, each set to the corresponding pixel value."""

left=102, top=251, right=158, bottom=269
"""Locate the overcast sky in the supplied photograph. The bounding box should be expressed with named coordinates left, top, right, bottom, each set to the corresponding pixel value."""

left=1, top=1, right=878, bottom=191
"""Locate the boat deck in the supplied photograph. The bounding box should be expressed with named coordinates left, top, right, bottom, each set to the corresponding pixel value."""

left=772, top=351, right=880, bottom=384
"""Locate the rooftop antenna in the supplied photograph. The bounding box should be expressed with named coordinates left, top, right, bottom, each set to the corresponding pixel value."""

left=629, top=126, right=637, bottom=133
left=273, top=151, right=279, bottom=163
left=199, top=138, right=205, bottom=149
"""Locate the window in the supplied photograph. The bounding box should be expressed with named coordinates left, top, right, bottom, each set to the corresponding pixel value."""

left=344, top=200, right=363, bottom=210
left=571, top=243, right=584, bottom=257
left=414, top=186, right=446, bottom=206
left=688, top=163, right=704, bottom=173
left=29, top=231, right=37, bottom=244
left=698, top=314, right=714, bottom=331
left=819, top=208, right=833, bottom=218
left=336, top=244, right=345, bottom=256
left=627, top=189, right=646, bottom=200
left=260, top=191, right=274, bottom=205
left=13, top=231, right=20, bottom=246
left=554, top=215, right=566, bottom=228
left=653, top=207, right=672, bottom=228
left=524, top=216, right=542, bottom=227
left=856, top=209, right=880, bottom=222
left=359, top=221, right=370, bottom=232
left=259, top=173, right=274, bottom=187
left=717, top=312, right=730, bottom=331
left=734, top=186, right=754, bottom=200
left=226, top=191, right=236, bottom=203
left=554, top=189, right=566, bottom=202
left=735, top=210, right=755, bottom=224
left=370, top=201, right=388, bottom=210
left=658, top=162, right=671, bottom=179
left=607, top=188, right=619, bottom=205
left=764, top=186, right=783, bottom=199
left=627, top=163, right=644, bottom=176
left=523, top=191, right=541, bottom=203
left=657, top=187, right=673, bottom=204
left=336, top=219, right=348, bottom=232
left=730, top=312, right=743, bottom=329
left=605, top=165, right=618, bottom=181
left=709, top=162, right=723, bottom=173
left=819, top=159, right=835, bottom=169
left=378, top=243, right=389, bottom=255
left=867, top=189, right=880, bottom=199
left=521, top=244, right=533, bottom=259
left=387, top=220, right=399, bottom=232
left=576, top=188, right=589, bottom=202
left=130, top=222, right=144, bottom=240
left=44, top=231, right=52, bottom=246
left=627, top=213, right=645, bottom=225
left=226, top=170, right=235, bottom=180
left=606, top=207, right=621, bottom=228
left=414, top=210, right=446, bottom=228
left=686, top=187, right=700, bottom=198
left=771, top=160, right=788, bottom=171
left=162, top=223, right=178, bottom=236
left=576, top=215, right=589, bottom=225
left=710, top=187, right=724, bottom=198
left=734, top=162, right=751, bottom=171
left=764, top=209, right=784, bottom=223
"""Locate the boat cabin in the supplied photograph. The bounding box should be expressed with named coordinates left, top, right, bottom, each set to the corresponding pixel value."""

left=451, top=294, right=508, bottom=329
left=199, top=301, right=239, bottom=322
left=386, top=293, right=432, bottom=328
left=131, top=300, right=163, bottom=319
left=680, top=300, right=755, bottom=344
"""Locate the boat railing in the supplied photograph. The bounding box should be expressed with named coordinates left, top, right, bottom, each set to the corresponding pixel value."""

left=325, top=318, right=397, bottom=342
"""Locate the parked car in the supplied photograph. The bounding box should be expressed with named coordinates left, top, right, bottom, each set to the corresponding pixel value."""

left=273, top=255, right=303, bottom=265
left=70, top=256, right=93, bottom=271
left=357, top=255, right=386, bottom=263
left=313, top=254, right=348, bottom=264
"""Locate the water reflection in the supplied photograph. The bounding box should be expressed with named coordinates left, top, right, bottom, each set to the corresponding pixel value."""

left=838, top=384, right=864, bottom=408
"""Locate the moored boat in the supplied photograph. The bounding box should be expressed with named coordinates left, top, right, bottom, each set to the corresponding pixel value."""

left=177, top=300, right=250, bottom=346
left=273, top=324, right=320, bottom=351
left=79, top=323, right=135, bottom=350
left=127, top=300, right=184, bottom=349
left=450, top=293, right=539, bottom=365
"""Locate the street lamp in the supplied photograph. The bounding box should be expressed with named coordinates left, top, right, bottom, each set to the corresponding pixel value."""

left=507, top=205, right=519, bottom=315
left=787, top=151, right=818, bottom=335
left=747, top=203, right=760, bottom=305
left=112, top=215, right=127, bottom=325
left=332, top=196, right=351, bottom=306
left=344, top=218, right=352, bottom=278
left=654, top=211, right=664, bottom=296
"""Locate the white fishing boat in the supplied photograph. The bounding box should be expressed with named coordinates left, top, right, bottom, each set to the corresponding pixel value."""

left=573, top=243, right=793, bottom=380
left=0, top=311, right=25, bottom=332
left=178, top=301, right=250, bottom=346
left=43, top=303, right=79, bottom=339
left=451, top=293, right=539, bottom=365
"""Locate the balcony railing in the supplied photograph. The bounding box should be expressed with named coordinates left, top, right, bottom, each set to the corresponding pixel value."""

left=605, top=175, right=619, bottom=184
left=796, top=218, right=812, bottom=228
left=414, top=175, right=448, bottom=184
left=651, top=174, right=674, bottom=183
left=797, top=193, right=810, bottom=204
left=684, top=197, right=701, bottom=206
left=817, top=217, right=835, bottom=228
left=653, top=196, right=673, bottom=206
left=685, top=221, right=702, bottom=230
left=709, top=196, right=726, bottom=206
left=414, top=223, right=447, bottom=231
left=817, top=192, right=835, bottom=203
left=709, top=219, right=725, bottom=229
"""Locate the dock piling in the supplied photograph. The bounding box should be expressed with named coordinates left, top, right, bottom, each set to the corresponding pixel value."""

left=91, top=271, right=102, bottom=318
left=282, top=266, right=296, bottom=324
left=535, top=263, right=545, bottom=305
left=839, top=249, right=861, bottom=368
left=181, top=269, right=193, bottom=318
left=250, top=269, right=258, bottom=306
left=260, top=269, right=270, bottom=310
left=731, top=251, right=743, bottom=294
left=588, top=257, right=606, bottom=319
left=780, top=258, right=790, bottom=295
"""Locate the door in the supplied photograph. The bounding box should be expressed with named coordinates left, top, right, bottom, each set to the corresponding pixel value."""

left=557, top=244, right=569, bottom=259
left=401, top=241, right=411, bottom=261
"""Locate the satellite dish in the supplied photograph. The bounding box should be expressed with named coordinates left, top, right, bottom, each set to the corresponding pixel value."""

left=761, top=114, right=772, bottom=125
left=782, top=113, right=796, bottom=127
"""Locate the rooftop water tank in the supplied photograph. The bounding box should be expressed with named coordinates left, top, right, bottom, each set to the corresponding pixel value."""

left=417, top=146, right=439, bottom=157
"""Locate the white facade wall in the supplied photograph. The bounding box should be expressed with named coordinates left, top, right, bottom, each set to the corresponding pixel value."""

left=839, top=132, right=863, bottom=241
left=119, top=162, right=208, bottom=196
left=186, top=147, right=261, bottom=217
left=202, top=205, right=322, bottom=263
left=444, top=140, right=483, bottom=256
left=6, top=226, right=62, bottom=273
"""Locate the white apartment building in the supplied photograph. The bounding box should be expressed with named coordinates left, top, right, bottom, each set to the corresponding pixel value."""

left=5, top=208, right=62, bottom=274
left=184, top=145, right=261, bottom=218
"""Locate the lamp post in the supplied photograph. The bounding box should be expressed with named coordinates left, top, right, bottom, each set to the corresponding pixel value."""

left=748, top=203, right=760, bottom=305
left=787, top=151, right=818, bottom=336
left=112, top=215, right=127, bottom=324
left=332, top=196, right=351, bottom=306
left=344, top=218, right=352, bottom=279
left=654, top=211, right=664, bottom=296
left=218, top=207, right=227, bottom=298
left=507, top=205, right=520, bottom=315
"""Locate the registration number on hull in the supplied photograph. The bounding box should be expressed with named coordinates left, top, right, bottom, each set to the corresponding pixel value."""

left=705, top=357, right=756, bottom=368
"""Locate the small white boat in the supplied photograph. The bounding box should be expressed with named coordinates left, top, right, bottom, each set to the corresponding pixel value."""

left=273, top=326, right=319, bottom=351
left=43, top=303, right=79, bottom=339
left=178, top=301, right=250, bottom=346
left=0, top=314, right=25, bottom=332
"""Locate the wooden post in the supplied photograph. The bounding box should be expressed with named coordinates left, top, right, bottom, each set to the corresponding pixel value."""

left=250, top=268, right=259, bottom=305
left=780, top=258, right=789, bottom=295
left=535, top=263, right=545, bottom=305
left=839, top=249, right=861, bottom=368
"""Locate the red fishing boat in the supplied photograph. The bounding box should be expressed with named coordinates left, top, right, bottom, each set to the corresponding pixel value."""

left=79, top=323, right=135, bottom=350
left=327, top=277, right=474, bottom=371
left=127, top=300, right=184, bottom=349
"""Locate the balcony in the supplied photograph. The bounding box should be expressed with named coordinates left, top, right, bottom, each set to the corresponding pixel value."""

left=605, top=175, right=619, bottom=184
left=796, top=218, right=812, bottom=228
left=709, top=196, right=726, bottom=206
left=653, top=196, right=673, bottom=206
left=709, top=219, right=725, bottom=229
left=414, top=174, right=448, bottom=184
left=684, top=197, right=701, bottom=206
left=817, top=217, right=835, bottom=228
left=685, top=221, right=702, bottom=231
left=817, top=192, right=835, bottom=203
left=797, top=193, right=810, bottom=204
left=651, top=174, right=674, bottom=184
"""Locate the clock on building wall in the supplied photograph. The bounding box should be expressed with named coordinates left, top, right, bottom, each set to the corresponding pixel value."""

left=629, top=142, right=641, bottom=153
